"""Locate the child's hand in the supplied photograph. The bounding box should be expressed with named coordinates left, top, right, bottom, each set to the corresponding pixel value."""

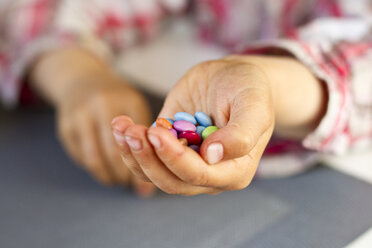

left=31, top=48, right=156, bottom=196
left=112, top=56, right=276, bottom=195
left=56, top=78, right=155, bottom=192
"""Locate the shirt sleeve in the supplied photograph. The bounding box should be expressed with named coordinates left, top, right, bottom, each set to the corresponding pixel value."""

left=0, top=0, right=188, bottom=108
left=242, top=18, right=372, bottom=154
left=193, top=0, right=372, bottom=154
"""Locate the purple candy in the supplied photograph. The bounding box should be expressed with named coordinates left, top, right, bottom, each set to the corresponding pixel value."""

left=189, top=145, right=200, bottom=153
left=169, top=129, right=178, bottom=138
left=178, top=131, right=201, bottom=145
left=173, top=120, right=196, bottom=132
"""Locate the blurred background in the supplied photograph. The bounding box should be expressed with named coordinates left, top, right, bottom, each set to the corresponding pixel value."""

left=1, top=0, right=372, bottom=247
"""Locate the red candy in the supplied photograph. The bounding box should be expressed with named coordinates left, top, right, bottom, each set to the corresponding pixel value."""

left=178, top=131, right=201, bottom=145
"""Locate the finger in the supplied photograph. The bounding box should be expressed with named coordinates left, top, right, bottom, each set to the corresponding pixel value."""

left=200, top=87, right=274, bottom=164
left=157, top=97, right=184, bottom=119
left=132, top=176, right=156, bottom=198
left=98, top=115, right=131, bottom=185
left=76, top=112, right=115, bottom=185
left=111, top=116, right=151, bottom=182
left=57, top=116, right=83, bottom=165
left=209, top=127, right=273, bottom=190
left=156, top=78, right=195, bottom=119
left=147, top=126, right=263, bottom=190
left=124, top=124, right=218, bottom=195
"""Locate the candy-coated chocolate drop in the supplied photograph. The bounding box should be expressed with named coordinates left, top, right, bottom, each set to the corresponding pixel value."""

left=166, top=118, right=175, bottom=125
left=195, top=111, right=212, bottom=127
left=178, top=138, right=188, bottom=146
left=156, top=118, right=173, bottom=129
left=159, top=111, right=218, bottom=155
left=178, top=131, right=202, bottom=145
left=169, top=129, right=178, bottom=138
left=173, top=120, right=196, bottom=132
left=174, top=112, right=197, bottom=125
left=202, top=126, right=219, bottom=140
left=189, top=145, right=200, bottom=153
left=196, top=126, right=206, bottom=137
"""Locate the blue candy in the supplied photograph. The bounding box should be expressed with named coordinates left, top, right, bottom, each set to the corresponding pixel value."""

left=174, top=112, right=197, bottom=125
left=195, top=111, right=212, bottom=127
left=196, top=126, right=206, bottom=137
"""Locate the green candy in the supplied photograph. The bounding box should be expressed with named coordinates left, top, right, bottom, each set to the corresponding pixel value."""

left=201, top=126, right=219, bottom=140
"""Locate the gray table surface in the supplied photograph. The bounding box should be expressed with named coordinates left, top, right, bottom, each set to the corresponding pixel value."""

left=1, top=106, right=372, bottom=248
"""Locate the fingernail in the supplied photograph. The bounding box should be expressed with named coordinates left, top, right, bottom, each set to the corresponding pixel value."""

left=125, top=136, right=142, bottom=151
left=113, top=131, right=126, bottom=145
left=206, top=143, right=224, bottom=164
left=148, top=134, right=161, bottom=149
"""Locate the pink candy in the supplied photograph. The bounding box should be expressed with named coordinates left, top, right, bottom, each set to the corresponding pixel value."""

left=173, top=120, right=197, bottom=132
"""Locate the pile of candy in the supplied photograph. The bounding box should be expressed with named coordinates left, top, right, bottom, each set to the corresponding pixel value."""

left=152, top=112, right=219, bottom=153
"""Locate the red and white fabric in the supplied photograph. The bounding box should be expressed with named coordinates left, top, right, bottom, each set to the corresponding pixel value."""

left=1, top=0, right=371, bottom=160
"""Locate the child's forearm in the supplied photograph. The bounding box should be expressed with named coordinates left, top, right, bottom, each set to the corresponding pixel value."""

left=238, top=55, right=328, bottom=139
left=30, top=47, right=121, bottom=106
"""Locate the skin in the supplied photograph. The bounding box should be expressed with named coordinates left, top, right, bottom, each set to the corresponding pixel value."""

left=30, top=47, right=156, bottom=196
left=30, top=47, right=327, bottom=196
left=111, top=55, right=327, bottom=196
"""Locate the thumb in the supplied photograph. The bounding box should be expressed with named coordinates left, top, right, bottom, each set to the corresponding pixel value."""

left=200, top=88, right=274, bottom=164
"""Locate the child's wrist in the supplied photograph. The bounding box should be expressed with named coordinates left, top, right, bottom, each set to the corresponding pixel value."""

left=256, top=56, right=328, bottom=139
left=226, top=55, right=327, bottom=139
left=30, top=47, right=120, bottom=106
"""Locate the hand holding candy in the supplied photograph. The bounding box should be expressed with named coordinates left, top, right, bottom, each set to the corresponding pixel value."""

left=153, top=112, right=219, bottom=151
left=112, top=56, right=275, bottom=195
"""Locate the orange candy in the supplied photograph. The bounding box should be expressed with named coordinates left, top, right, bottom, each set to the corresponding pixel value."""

left=156, top=118, right=173, bottom=129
